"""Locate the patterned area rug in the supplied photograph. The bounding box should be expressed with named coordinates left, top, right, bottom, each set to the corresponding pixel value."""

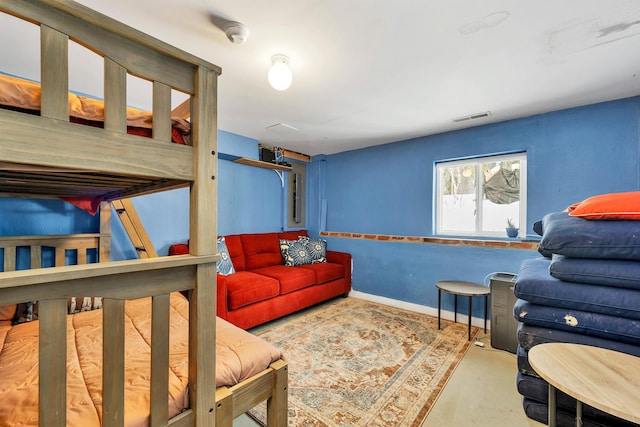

left=249, top=297, right=477, bottom=426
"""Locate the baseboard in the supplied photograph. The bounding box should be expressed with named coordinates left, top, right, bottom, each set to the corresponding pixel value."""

left=348, top=290, right=491, bottom=330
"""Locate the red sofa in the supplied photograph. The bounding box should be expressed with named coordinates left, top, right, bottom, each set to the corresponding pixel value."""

left=169, top=230, right=351, bottom=329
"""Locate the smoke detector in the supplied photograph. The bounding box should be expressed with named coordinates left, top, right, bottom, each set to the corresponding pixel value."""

left=224, top=22, right=249, bottom=44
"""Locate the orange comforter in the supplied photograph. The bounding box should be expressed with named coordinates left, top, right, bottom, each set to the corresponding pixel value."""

left=0, top=293, right=282, bottom=427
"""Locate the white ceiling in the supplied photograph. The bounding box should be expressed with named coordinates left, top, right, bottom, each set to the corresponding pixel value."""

left=4, top=1, right=640, bottom=156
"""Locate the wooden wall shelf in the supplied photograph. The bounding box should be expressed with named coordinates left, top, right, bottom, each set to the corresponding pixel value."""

left=231, top=157, right=292, bottom=171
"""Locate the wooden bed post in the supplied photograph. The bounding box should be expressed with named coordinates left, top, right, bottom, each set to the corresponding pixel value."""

left=267, top=360, right=289, bottom=427
left=189, top=65, right=219, bottom=426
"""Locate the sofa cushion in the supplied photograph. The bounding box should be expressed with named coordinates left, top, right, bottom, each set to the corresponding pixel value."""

left=168, top=243, right=189, bottom=256
left=241, top=233, right=283, bottom=270
left=225, top=271, right=280, bottom=310
left=251, top=265, right=316, bottom=295
left=296, top=262, right=344, bottom=284
left=278, top=230, right=308, bottom=240
left=223, top=235, right=246, bottom=272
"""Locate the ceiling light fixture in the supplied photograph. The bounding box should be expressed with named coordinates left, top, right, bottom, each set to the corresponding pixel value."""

left=268, top=54, right=293, bottom=91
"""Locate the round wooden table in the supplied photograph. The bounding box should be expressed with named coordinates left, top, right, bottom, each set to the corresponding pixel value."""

left=436, top=280, right=489, bottom=340
left=528, top=343, right=640, bottom=427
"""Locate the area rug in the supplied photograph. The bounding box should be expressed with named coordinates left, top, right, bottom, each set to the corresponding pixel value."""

left=249, top=297, right=478, bottom=426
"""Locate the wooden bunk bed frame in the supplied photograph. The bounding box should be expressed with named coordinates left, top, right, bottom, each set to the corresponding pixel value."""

left=0, top=1, right=287, bottom=426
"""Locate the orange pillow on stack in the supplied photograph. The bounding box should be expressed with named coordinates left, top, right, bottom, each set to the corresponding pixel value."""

left=568, top=191, right=640, bottom=220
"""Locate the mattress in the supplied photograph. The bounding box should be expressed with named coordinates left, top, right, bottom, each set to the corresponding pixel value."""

left=538, top=211, right=640, bottom=260
left=516, top=323, right=640, bottom=356
left=516, top=345, right=538, bottom=378
left=515, top=257, right=640, bottom=319
left=522, top=398, right=638, bottom=427
left=514, top=299, right=640, bottom=345
left=550, top=255, right=640, bottom=290
left=518, top=373, right=639, bottom=427
left=0, top=293, right=282, bottom=427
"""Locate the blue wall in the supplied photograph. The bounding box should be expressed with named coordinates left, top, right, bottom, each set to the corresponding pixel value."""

left=306, top=97, right=640, bottom=317
left=2, top=97, right=639, bottom=317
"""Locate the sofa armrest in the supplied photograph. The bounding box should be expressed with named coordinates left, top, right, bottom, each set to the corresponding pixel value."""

left=326, top=250, right=352, bottom=286
left=216, top=274, right=229, bottom=319
left=168, top=243, right=189, bottom=256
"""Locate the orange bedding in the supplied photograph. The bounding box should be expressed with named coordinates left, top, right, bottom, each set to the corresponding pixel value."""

left=0, top=73, right=191, bottom=140
left=0, top=293, right=282, bottom=427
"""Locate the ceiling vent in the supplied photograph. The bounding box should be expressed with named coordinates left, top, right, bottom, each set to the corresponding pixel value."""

left=453, top=111, right=492, bottom=123
left=265, top=123, right=299, bottom=137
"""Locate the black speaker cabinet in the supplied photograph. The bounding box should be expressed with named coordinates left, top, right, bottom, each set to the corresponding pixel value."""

left=260, top=147, right=276, bottom=163
left=490, top=273, right=518, bottom=353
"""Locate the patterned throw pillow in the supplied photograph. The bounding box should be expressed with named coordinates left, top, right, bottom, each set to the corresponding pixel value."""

left=217, top=236, right=236, bottom=275
left=300, top=236, right=327, bottom=264
left=14, top=301, right=38, bottom=324
left=15, top=297, right=104, bottom=324
left=68, top=296, right=103, bottom=314
left=280, top=238, right=312, bottom=266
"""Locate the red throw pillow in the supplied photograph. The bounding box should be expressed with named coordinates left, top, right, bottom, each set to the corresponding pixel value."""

left=568, top=191, right=640, bottom=220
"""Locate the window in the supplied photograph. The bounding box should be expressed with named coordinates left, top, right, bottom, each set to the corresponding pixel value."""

left=436, top=153, right=526, bottom=237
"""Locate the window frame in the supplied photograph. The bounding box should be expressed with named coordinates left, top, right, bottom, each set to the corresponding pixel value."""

left=435, top=152, right=527, bottom=238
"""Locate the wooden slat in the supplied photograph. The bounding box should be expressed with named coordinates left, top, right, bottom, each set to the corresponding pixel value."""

left=0, top=264, right=194, bottom=308
left=0, top=262, right=215, bottom=309
left=55, top=247, right=65, bottom=267
left=100, top=202, right=112, bottom=263
left=0, top=254, right=214, bottom=288
left=104, top=58, right=127, bottom=132
left=153, top=81, right=172, bottom=142
left=31, top=246, right=41, bottom=269
left=150, top=294, right=170, bottom=427
left=103, top=298, right=125, bottom=427
left=38, top=298, right=68, bottom=427
left=40, top=25, right=68, bottom=120
left=112, top=199, right=158, bottom=258
left=4, top=246, right=16, bottom=271
left=77, top=244, right=87, bottom=265
left=189, top=65, right=218, bottom=426
left=0, top=234, right=100, bottom=247
left=171, top=98, right=191, bottom=119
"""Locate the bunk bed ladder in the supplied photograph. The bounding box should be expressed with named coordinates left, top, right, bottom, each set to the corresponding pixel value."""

left=112, top=199, right=158, bottom=258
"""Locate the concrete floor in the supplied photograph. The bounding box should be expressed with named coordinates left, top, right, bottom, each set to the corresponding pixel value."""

left=421, top=332, right=543, bottom=426
left=233, top=331, right=544, bottom=427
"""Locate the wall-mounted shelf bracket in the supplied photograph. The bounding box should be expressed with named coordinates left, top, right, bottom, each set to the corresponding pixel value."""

left=273, top=170, right=285, bottom=188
